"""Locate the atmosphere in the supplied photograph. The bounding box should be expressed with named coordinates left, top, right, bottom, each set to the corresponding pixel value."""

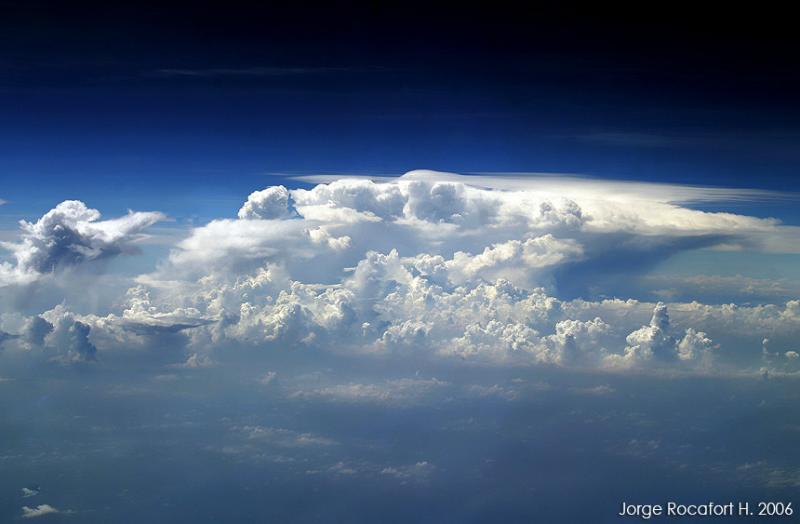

left=1, top=3, right=799, bottom=523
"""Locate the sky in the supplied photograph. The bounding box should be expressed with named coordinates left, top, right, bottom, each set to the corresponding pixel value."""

left=1, top=3, right=799, bottom=523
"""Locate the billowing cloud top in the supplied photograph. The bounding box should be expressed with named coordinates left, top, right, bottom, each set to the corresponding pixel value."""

left=1, top=171, right=798, bottom=375
left=1, top=200, right=164, bottom=286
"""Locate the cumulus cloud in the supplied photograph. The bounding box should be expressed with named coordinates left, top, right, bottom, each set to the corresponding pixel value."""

left=0, top=170, right=798, bottom=375
left=23, top=316, right=54, bottom=348
left=9, top=255, right=798, bottom=374
left=0, top=200, right=163, bottom=286
left=136, top=246, right=745, bottom=370
left=0, top=306, right=99, bottom=363
left=121, top=286, right=210, bottom=332
left=21, top=504, right=59, bottom=519
left=144, top=171, right=790, bottom=294
left=42, top=306, right=97, bottom=363
left=238, top=186, right=298, bottom=220
left=21, top=486, right=40, bottom=498
left=180, top=353, right=215, bottom=368
left=605, top=302, right=716, bottom=369
left=445, top=234, right=583, bottom=287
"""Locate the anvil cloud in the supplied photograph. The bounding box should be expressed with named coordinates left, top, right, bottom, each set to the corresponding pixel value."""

left=1, top=171, right=798, bottom=375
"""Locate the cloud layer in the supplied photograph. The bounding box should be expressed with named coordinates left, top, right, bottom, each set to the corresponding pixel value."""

left=1, top=171, right=798, bottom=375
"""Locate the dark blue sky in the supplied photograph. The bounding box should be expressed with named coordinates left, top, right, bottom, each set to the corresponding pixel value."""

left=1, top=3, right=798, bottom=221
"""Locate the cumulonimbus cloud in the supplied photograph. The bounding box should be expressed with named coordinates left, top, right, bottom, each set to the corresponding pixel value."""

left=1, top=171, right=798, bottom=375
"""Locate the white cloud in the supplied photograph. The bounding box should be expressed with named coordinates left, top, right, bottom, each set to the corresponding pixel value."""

left=290, top=378, right=449, bottom=405
left=21, top=504, right=59, bottom=519
left=465, top=383, right=520, bottom=400
left=380, top=461, right=435, bottom=483
left=145, top=171, right=793, bottom=293
left=40, top=305, right=97, bottom=363
left=238, top=186, right=297, bottom=220
left=259, top=371, right=278, bottom=385
left=180, top=353, right=215, bottom=368
left=1, top=171, right=798, bottom=375
left=445, top=234, right=583, bottom=287
left=21, top=486, right=40, bottom=498
left=0, top=200, right=164, bottom=286
left=293, top=170, right=794, bottom=206
left=604, top=302, right=717, bottom=369
left=8, top=257, right=797, bottom=374
left=238, top=425, right=337, bottom=447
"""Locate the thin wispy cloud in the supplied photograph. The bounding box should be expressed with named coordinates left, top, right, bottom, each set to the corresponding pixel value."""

left=575, top=132, right=680, bottom=148
left=149, top=66, right=358, bottom=78
left=569, top=131, right=800, bottom=159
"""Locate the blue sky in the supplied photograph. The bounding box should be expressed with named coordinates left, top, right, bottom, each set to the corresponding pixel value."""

left=2, top=84, right=799, bottom=221
left=1, top=4, right=799, bottom=224
left=1, top=3, right=799, bottom=522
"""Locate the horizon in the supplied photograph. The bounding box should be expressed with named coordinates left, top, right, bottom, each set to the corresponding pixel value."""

left=1, top=4, right=799, bottom=523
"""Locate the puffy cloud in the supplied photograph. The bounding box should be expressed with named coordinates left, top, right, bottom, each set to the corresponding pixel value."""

left=676, top=328, right=716, bottom=363
left=21, top=486, right=40, bottom=498
left=0, top=306, right=100, bottom=363
left=121, top=286, right=210, bottom=333
left=445, top=234, right=583, bottom=287
left=238, top=186, right=297, bottom=220
left=159, top=180, right=508, bottom=280
left=181, top=353, right=215, bottom=368
left=0, top=200, right=164, bottom=286
left=7, top=248, right=795, bottom=375
left=1, top=307, right=104, bottom=365
left=0, top=314, right=52, bottom=351
left=21, top=504, right=59, bottom=519
left=161, top=219, right=314, bottom=276
left=23, top=316, right=54, bottom=348
left=145, top=171, right=791, bottom=298
left=616, top=302, right=676, bottom=364
left=605, top=303, right=716, bottom=369
left=41, top=306, right=97, bottom=363
left=290, top=170, right=780, bottom=236
left=1, top=171, right=798, bottom=376
left=93, top=245, right=796, bottom=373
left=544, top=317, right=612, bottom=366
